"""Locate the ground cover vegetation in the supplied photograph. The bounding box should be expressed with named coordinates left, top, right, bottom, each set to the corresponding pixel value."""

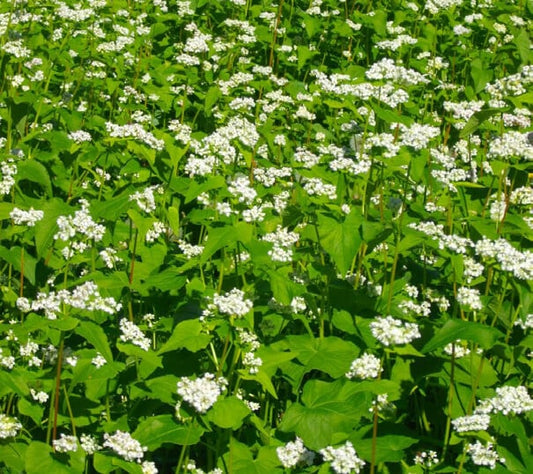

left=0, top=0, right=532, bottom=472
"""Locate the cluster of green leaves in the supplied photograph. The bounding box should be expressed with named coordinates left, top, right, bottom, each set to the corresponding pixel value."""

left=0, top=0, right=532, bottom=473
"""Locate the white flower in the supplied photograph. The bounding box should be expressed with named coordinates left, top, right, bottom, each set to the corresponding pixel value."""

left=119, top=319, right=151, bottom=351
left=68, top=130, right=92, bottom=143
left=92, top=353, right=107, bottom=368
left=370, top=316, right=421, bottom=346
left=53, top=434, right=78, bottom=453
left=452, top=414, right=491, bottom=432
left=142, top=460, right=158, bottom=474
left=0, top=414, right=22, bottom=438
left=414, top=450, right=439, bottom=468
left=320, top=441, right=365, bottom=474
left=30, top=389, right=49, bottom=404
left=103, top=430, right=147, bottom=462
left=80, top=433, right=101, bottom=454
left=346, top=353, right=382, bottom=380
left=276, top=437, right=315, bottom=468
left=466, top=441, right=505, bottom=470
left=212, top=288, right=253, bottom=317
left=457, top=287, right=483, bottom=311
left=10, top=207, right=44, bottom=226
left=475, top=386, right=533, bottom=416
left=177, top=373, right=227, bottom=413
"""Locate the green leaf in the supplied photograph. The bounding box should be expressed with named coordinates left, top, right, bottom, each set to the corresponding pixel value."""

left=93, top=452, right=143, bottom=474
left=278, top=378, right=373, bottom=450
left=0, top=246, right=36, bottom=285
left=201, top=222, right=253, bottom=263
left=34, top=198, right=72, bottom=258
left=0, top=442, right=26, bottom=472
left=204, top=86, right=221, bottom=116
left=459, top=108, right=507, bottom=139
left=25, top=441, right=81, bottom=474
left=285, top=335, right=359, bottom=378
left=158, top=319, right=211, bottom=354
left=351, top=424, right=418, bottom=463
left=422, top=319, right=503, bottom=354
left=17, top=160, right=53, bottom=197
left=317, top=210, right=363, bottom=275
left=224, top=438, right=282, bottom=474
left=116, top=343, right=162, bottom=379
left=133, top=415, right=204, bottom=450
left=207, top=396, right=250, bottom=429
left=75, top=321, right=113, bottom=362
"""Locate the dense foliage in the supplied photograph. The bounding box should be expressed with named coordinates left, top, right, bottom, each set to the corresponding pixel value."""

left=0, top=0, right=532, bottom=473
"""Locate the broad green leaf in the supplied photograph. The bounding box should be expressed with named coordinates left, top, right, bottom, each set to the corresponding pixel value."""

left=75, top=321, right=113, bottom=362
left=285, top=335, right=358, bottom=378
left=0, top=442, right=26, bottom=472
left=17, top=160, right=53, bottom=197
left=133, top=415, right=204, bottom=450
left=351, top=424, right=419, bottom=463
left=201, top=222, right=252, bottom=263
left=224, top=438, right=282, bottom=474
left=116, top=342, right=162, bottom=379
left=278, top=378, right=376, bottom=450
left=459, top=108, right=507, bottom=139
left=422, top=319, right=503, bottom=354
left=93, top=452, right=143, bottom=474
left=25, top=441, right=82, bottom=474
left=34, top=198, right=72, bottom=258
left=207, top=396, right=250, bottom=429
left=317, top=211, right=363, bottom=275
left=158, top=319, right=211, bottom=354
left=0, top=246, right=36, bottom=285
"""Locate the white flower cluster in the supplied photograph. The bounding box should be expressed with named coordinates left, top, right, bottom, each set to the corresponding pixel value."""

left=425, top=0, right=463, bottom=14
left=177, top=373, right=227, bottom=413
left=68, top=130, right=92, bottom=143
left=456, top=287, right=483, bottom=311
left=488, top=131, right=533, bottom=161
left=10, top=207, right=44, bottom=226
left=119, top=318, right=151, bottom=351
left=262, top=226, right=300, bottom=263
left=320, top=441, right=365, bottom=474
left=414, top=450, right=439, bottom=468
left=0, top=161, right=17, bottom=195
left=103, top=430, right=147, bottom=462
left=303, top=177, right=337, bottom=200
left=466, top=441, right=505, bottom=470
left=185, top=459, right=222, bottom=474
left=452, top=414, right=491, bottom=432
left=54, top=199, right=105, bottom=242
left=106, top=122, right=164, bottom=150
left=0, top=414, right=22, bottom=438
left=80, top=433, right=101, bottom=454
left=100, top=247, right=122, bottom=269
left=366, top=58, right=428, bottom=85
left=474, top=385, right=533, bottom=416
left=276, top=437, right=315, bottom=468
left=443, top=340, right=471, bottom=358
left=346, top=353, right=382, bottom=380
left=17, top=281, right=121, bottom=319
left=177, top=240, right=204, bottom=259
left=30, top=389, right=49, bottom=403
left=210, top=288, right=253, bottom=317
left=370, top=316, right=421, bottom=346
left=227, top=176, right=257, bottom=204
left=475, top=237, right=533, bottom=280
left=237, top=328, right=262, bottom=374
left=514, top=313, right=533, bottom=330
left=129, top=185, right=161, bottom=213
left=396, top=123, right=440, bottom=150
left=146, top=221, right=166, bottom=243
left=53, top=433, right=78, bottom=453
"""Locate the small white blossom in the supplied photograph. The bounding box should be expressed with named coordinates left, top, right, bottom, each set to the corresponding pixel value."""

left=276, top=437, right=315, bottom=468
left=177, top=373, right=227, bottom=413
left=53, top=434, right=78, bottom=453
left=466, top=441, right=505, bottom=470
left=320, top=441, right=365, bottom=474
left=119, top=319, right=151, bottom=351
left=346, top=353, right=382, bottom=380
left=103, top=430, right=147, bottom=462
left=370, top=316, right=421, bottom=346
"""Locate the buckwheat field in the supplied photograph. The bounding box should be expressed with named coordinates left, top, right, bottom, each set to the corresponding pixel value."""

left=0, top=1, right=532, bottom=473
